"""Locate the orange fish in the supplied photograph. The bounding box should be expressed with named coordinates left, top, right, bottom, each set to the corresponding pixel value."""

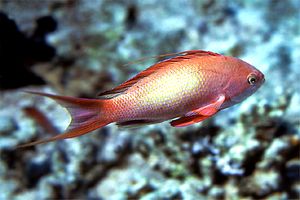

left=23, top=106, right=59, bottom=135
left=20, top=50, right=265, bottom=147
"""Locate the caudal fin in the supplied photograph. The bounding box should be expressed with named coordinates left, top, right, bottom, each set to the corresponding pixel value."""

left=18, top=91, right=111, bottom=148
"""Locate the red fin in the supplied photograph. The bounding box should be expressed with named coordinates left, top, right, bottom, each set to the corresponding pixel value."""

left=171, top=94, right=225, bottom=127
left=175, top=50, right=220, bottom=58
left=18, top=91, right=111, bottom=148
left=186, top=94, right=225, bottom=116
left=23, top=106, right=59, bottom=135
left=98, top=62, right=165, bottom=99
left=128, top=50, right=220, bottom=65
left=170, top=115, right=210, bottom=127
left=116, top=119, right=163, bottom=128
left=123, top=50, right=220, bottom=66
left=98, top=50, right=220, bottom=99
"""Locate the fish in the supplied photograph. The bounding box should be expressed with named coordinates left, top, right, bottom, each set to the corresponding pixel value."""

left=23, top=106, right=59, bottom=135
left=19, top=50, right=265, bottom=147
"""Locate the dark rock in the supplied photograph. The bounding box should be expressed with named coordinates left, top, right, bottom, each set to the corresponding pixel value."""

left=0, top=12, right=56, bottom=90
left=25, top=157, right=51, bottom=188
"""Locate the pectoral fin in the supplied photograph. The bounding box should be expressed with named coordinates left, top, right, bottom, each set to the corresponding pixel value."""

left=186, top=94, right=225, bottom=116
left=170, top=115, right=210, bottom=127
left=170, top=94, right=226, bottom=127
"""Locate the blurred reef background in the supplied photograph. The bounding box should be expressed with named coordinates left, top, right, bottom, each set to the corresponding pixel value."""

left=0, top=0, right=299, bottom=199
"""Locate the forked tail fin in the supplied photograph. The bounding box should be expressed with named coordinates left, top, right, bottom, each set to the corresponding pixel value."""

left=18, top=91, right=111, bottom=148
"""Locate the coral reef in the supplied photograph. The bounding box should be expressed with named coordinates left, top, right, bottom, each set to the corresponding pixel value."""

left=0, top=0, right=299, bottom=199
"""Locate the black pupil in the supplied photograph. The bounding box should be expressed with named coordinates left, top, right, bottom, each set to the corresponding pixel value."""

left=250, top=77, right=256, bottom=84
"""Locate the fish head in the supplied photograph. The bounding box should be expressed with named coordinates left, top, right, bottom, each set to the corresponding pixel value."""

left=222, top=57, right=265, bottom=108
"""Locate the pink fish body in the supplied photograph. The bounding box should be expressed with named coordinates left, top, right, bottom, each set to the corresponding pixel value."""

left=21, top=50, right=265, bottom=147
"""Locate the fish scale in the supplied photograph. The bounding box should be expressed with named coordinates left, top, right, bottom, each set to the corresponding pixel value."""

left=114, top=64, right=207, bottom=120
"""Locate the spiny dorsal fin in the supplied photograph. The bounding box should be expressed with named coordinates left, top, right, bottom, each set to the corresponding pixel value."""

left=124, top=50, right=220, bottom=66
left=98, top=50, right=220, bottom=99
left=98, top=60, right=165, bottom=99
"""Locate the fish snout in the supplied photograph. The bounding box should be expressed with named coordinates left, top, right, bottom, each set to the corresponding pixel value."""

left=260, top=72, right=265, bottom=85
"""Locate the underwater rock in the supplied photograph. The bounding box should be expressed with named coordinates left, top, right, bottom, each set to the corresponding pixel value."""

left=0, top=12, right=56, bottom=90
left=0, top=116, right=16, bottom=136
left=208, top=186, right=225, bottom=199
left=239, top=169, right=281, bottom=197
left=285, top=159, right=300, bottom=182
left=25, top=155, right=52, bottom=188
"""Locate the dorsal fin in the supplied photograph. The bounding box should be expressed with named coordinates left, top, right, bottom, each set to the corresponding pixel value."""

left=98, top=61, right=165, bottom=99
left=124, top=50, right=220, bottom=66
left=98, top=50, right=220, bottom=99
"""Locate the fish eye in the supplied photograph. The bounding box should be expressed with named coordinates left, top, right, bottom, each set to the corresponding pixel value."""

left=247, top=74, right=257, bottom=85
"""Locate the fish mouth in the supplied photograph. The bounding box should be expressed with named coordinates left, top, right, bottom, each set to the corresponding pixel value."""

left=259, top=75, right=265, bottom=87
left=259, top=71, right=265, bottom=84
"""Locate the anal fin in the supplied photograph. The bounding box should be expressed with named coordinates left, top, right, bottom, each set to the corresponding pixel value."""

left=117, top=119, right=163, bottom=129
